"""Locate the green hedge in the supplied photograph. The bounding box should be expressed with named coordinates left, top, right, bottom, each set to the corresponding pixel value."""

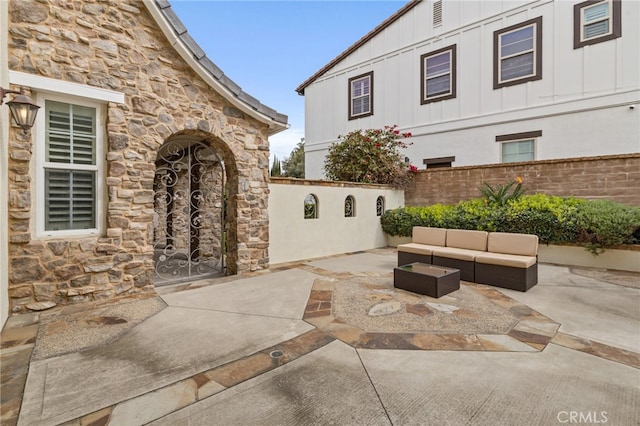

left=381, top=195, right=640, bottom=254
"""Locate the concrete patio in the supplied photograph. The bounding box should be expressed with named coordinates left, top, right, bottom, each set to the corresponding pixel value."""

left=1, top=248, right=638, bottom=426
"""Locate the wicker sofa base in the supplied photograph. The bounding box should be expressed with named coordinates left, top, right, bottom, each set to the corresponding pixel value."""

left=475, top=263, right=538, bottom=292
left=432, top=256, right=475, bottom=282
left=397, top=228, right=539, bottom=292
left=398, top=251, right=432, bottom=267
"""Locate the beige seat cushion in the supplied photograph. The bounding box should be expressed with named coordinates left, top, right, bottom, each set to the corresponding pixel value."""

left=397, top=243, right=438, bottom=255
left=432, top=247, right=483, bottom=261
left=412, top=227, right=447, bottom=246
left=475, top=252, right=537, bottom=268
left=445, top=229, right=488, bottom=251
left=488, top=232, right=538, bottom=256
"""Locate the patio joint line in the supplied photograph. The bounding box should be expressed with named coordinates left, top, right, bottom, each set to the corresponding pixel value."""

left=355, top=348, right=394, bottom=425
left=162, top=304, right=301, bottom=321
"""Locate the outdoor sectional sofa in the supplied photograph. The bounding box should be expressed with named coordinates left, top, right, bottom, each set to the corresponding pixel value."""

left=397, top=227, right=538, bottom=292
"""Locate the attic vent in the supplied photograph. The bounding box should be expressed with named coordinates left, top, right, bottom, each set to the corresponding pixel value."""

left=433, top=0, right=443, bottom=26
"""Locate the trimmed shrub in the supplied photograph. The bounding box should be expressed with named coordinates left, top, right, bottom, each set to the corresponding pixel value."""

left=575, top=200, right=640, bottom=254
left=445, top=199, right=497, bottom=231
left=380, top=194, right=640, bottom=254
left=502, top=194, right=584, bottom=243
left=380, top=204, right=453, bottom=236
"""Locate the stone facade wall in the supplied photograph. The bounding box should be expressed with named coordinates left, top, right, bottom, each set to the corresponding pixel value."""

left=405, top=154, right=640, bottom=207
left=6, top=0, right=271, bottom=313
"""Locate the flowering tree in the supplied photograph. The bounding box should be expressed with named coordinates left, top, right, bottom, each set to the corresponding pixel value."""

left=324, top=125, right=415, bottom=187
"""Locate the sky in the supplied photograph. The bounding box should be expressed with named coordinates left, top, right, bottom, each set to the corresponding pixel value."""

left=170, top=0, right=408, bottom=163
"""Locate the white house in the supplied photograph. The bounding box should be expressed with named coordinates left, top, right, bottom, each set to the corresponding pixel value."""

left=296, top=0, right=640, bottom=179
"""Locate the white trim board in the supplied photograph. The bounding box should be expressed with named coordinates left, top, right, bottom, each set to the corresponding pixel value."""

left=9, top=71, right=125, bottom=104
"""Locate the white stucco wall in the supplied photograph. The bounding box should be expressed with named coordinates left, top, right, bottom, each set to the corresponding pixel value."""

left=1, top=1, right=9, bottom=328
left=268, top=180, right=404, bottom=264
left=303, top=0, right=640, bottom=179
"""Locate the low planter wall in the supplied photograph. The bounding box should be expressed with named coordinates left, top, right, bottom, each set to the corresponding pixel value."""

left=386, top=235, right=411, bottom=247
left=538, top=245, right=640, bottom=273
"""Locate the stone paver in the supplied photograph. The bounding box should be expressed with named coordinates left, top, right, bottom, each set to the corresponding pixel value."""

left=304, top=274, right=559, bottom=351
left=0, top=248, right=638, bottom=426
left=149, top=341, right=391, bottom=426
left=501, top=264, right=640, bottom=352
left=17, top=272, right=317, bottom=426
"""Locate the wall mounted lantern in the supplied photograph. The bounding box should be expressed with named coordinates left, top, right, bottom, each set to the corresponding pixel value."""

left=1, top=86, right=40, bottom=131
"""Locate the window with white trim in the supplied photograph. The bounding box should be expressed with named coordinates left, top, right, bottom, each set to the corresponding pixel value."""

left=497, top=131, right=540, bottom=163
left=574, top=0, right=621, bottom=48
left=421, top=45, right=456, bottom=104
left=37, top=96, right=104, bottom=236
left=348, top=72, right=373, bottom=120
left=501, top=140, right=535, bottom=163
left=494, top=17, right=542, bottom=89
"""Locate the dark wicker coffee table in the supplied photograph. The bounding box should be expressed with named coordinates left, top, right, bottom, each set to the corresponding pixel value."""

left=394, top=263, right=460, bottom=298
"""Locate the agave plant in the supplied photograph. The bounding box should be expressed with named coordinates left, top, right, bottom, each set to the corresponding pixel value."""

left=479, top=177, right=526, bottom=207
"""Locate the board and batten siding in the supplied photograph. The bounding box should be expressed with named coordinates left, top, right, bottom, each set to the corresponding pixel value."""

left=304, top=0, right=640, bottom=179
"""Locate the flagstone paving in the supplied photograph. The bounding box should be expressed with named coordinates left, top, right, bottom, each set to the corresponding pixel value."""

left=1, top=248, right=638, bottom=426
left=304, top=275, right=559, bottom=351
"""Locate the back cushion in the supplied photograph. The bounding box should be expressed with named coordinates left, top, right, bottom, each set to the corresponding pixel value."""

left=445, top=229, right=488, bottom=251
left=412, top=227, right=447, bottom=246
left=488, top=232, right=539, bottom=256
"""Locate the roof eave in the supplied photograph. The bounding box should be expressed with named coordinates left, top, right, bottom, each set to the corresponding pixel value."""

left=144, top=0, right=289, bottom=135
left=295, top=0, right=421, bottom=95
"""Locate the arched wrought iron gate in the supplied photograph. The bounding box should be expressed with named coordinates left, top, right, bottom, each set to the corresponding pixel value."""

left=153, top=140, right=225, bottom=285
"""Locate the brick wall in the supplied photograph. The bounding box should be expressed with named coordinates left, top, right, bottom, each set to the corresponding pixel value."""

left=405, top=154, right=640, bottom=207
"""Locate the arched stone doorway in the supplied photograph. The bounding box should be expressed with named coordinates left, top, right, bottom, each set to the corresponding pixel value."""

left=152, top=134, right=229, bottom=285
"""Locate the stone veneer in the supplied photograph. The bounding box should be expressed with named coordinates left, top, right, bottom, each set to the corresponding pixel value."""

left=6, top=0, right=272, bottom=313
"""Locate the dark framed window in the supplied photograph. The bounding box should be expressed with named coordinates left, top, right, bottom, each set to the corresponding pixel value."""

left=574, top=0, right=621, bottom=49
left=421, top=45, right=456, bottom=104
left=493, top=17, right=542, bottom=89
left=423, top=156, right=455, bottom=169
left=376, top=196, right=385, bottom=217
left=496, top=131, right=541, bottom=163
left=345, top=195, right=356, bottom=217
left=304, top=194, right=319, bottom=219
left=348, top=72, right=373, bottom=120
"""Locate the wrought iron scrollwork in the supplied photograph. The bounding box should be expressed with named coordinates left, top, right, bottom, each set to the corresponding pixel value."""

left=345, top=195, right=355, bottom=217
left=153, top=140, right=224, bottom=284
left=376, top=196, right=385, bottom=217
